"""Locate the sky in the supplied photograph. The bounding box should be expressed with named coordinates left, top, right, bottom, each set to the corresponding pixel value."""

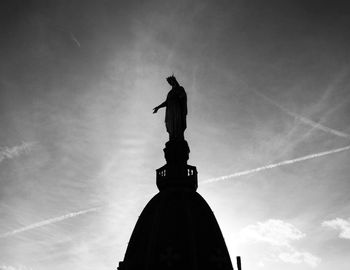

left=0, top=0, right=350, bottom=269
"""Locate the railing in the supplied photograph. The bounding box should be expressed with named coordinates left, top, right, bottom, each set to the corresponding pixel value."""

left=187, top=166, right=196, bottom=176
left=156, top=165, right=197, bottom=178
left=156, top=165, right=198, bottom=191
left=157, top=167, right=167, bottom=177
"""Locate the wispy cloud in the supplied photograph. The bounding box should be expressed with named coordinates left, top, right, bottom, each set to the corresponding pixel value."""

left=0, top=206, right=103, bottom=239
left=202, top=144, right=350, bottom=184
left=240, top=219, right=321, bottom=268
left=240, top=219, right=305, bottom=246
left=0, top=265, right=32, bottom=270
left=0, top=142, right=37, bottom=163
left=278, top=251, right=321, bottom=268
left=322, top=218, right=350, bottom=239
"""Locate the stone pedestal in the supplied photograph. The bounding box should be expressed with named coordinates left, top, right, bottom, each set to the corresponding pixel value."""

left=164, top=140, right=190, bottom=165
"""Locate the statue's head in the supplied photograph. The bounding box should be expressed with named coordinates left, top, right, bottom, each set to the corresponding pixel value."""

left=166, top=75, right=179, bottom=87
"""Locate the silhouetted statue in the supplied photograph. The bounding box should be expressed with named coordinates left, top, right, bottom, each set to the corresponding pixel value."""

left=153, top=75, right=187, bottom=140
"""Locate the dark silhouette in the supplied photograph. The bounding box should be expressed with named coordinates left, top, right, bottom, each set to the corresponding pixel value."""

left=118, top=76, right=234, bottom=270
left=153, top=75, right=187, bottom=140
left=237, top=256, right=242, bottom=270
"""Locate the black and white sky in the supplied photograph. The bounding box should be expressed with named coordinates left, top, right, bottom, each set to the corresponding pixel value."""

left=1, top=1, right=350, bottom=270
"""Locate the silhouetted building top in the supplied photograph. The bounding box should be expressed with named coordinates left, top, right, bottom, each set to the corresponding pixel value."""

left=119, top=189, right=233, bottom=270
left=118, top=76, right=234, bottom=270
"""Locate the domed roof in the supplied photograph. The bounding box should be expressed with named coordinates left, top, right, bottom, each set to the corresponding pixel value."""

left=119, top=188, right=233, bottom=270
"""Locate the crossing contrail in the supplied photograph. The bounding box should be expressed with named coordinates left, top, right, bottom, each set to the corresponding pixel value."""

left=217, top=67, right=350, bottom=139
left=291, top=113, right=350, bottom=138
left=70, top=32, right=81, bottom=47
left=253, top=90, right=350, bottom=139
left=201, top=144, right=350, bottom=184
left=0, top=206, right=103, bottom=239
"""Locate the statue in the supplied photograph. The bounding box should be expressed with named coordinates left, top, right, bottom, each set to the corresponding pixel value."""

left=153, top=75, right=187, bottom=140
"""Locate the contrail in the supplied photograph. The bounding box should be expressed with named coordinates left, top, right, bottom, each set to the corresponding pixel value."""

left=202, top=144, right=350, bottom=184
left=253, top=90, right=350, bottom=139
left=0, top=142, right=37, bottom=163
left=0, top=206, right=103, bottom=239
left=291, top=113, right=350, bottom=138
left=70, top=32, right=81, bottom=47
left=215, top=66, right=350, bottom=140
left=0, top=194, right=152, bottom=239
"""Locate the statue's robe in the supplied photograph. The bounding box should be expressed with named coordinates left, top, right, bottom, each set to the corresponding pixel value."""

left=165, top=86, right=187, bottom=140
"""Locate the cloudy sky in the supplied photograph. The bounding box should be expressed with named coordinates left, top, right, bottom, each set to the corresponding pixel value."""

left=1, top=0, right=350, bottom=269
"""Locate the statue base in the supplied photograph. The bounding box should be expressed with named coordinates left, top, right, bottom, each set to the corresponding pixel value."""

left=163, top=139, right=190, bottom=165
left=156, top=139, right=197, bottom=191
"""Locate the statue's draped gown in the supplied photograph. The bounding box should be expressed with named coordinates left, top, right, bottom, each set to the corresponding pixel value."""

left=165, top=86, right=187, bottom=139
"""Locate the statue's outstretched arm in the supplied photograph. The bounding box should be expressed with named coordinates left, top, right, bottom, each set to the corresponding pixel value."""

left=153, top=100, right=167, bottom=113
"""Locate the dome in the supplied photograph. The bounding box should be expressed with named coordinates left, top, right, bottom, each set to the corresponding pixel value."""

left=118, top=188, right=233, bottom=270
